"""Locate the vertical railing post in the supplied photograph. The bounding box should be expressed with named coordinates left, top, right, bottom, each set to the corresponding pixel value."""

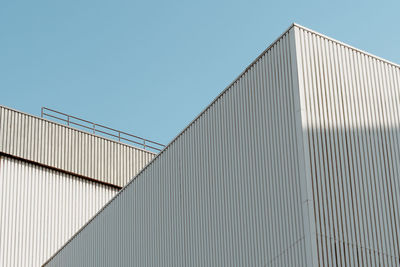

left=41, top=107, right=44, bottom=118
left=93, top=124, right=95, bottom=134
left=143, top=140, right=146, bottom=150
left=118, top=132, right=120, bottom=141
left=67, top=116, right=70, bottom=126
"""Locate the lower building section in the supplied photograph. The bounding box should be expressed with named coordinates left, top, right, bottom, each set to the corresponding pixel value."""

left=0, top=155, right=118, bottom=267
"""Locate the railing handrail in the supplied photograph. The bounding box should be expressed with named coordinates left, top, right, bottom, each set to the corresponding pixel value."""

left=41, top=107, right=165, bottom=152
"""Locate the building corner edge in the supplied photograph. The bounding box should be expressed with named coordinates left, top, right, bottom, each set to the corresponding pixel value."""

left=289, top=25, right=319, bottom=267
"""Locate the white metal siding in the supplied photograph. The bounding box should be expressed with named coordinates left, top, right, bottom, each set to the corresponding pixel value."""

left=295, top=25, right=400, bottom=266
left=44, top=27, right=308, bottom=266
left=0, top=155, right=118, bottom=267
left=0, top=106, right=155, bottom=187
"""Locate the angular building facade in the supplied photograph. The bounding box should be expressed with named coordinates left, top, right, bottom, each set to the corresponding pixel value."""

left=6, top=23, right=400, bottom=266
left=0, top=106, right=156, bottom=266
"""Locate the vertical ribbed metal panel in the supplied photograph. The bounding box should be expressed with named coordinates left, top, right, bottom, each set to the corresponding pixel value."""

left=0, top=106, right=155, bottom=187
left=294, top=25, right=400, bottom=266
left=44, top=27, right=309, bottom=266
left=0, top=155, right=118, bottom=267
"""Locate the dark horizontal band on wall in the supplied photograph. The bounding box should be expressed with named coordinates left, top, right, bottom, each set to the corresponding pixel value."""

left=0, top=152, right=122, bottom=190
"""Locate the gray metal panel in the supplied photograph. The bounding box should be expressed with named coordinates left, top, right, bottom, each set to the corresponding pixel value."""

left=295, top=25, right=400, bottom=266
left=0, top=106, right=155, bottom=187
left=44, top=26, right=308, bottom=266
left=0, top=155, right=118, bottom=267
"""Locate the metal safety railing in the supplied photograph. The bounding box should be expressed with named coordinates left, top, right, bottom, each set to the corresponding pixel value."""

left=41, top=107, right=165, bottom=153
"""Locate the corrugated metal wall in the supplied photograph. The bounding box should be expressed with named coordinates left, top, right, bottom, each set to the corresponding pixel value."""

left=0, top=106, right=155, bottom=187
left=44, top=27, right=310, bottom=266
left=294, top=25, right=400, bottom=266
left=0, top=155, right=118, bottom=267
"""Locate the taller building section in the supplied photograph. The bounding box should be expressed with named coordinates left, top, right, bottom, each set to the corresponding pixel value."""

left=44, top=24, right=400, bottom=267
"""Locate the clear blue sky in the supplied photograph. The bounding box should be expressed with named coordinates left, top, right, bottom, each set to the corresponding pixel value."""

left=1, top=0, right=399, bottom=145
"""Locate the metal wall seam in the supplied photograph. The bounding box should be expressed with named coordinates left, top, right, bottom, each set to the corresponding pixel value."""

left=0, top=155, right=118, bottom=267
left=296, top=26, right=400, bottom=266
left=44, top=27, right=307, bottom=266
left=0, top=105, right=155, bottom=187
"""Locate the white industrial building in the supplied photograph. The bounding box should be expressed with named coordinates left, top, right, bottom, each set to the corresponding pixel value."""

left=1, top=23, right=400, bottom=266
